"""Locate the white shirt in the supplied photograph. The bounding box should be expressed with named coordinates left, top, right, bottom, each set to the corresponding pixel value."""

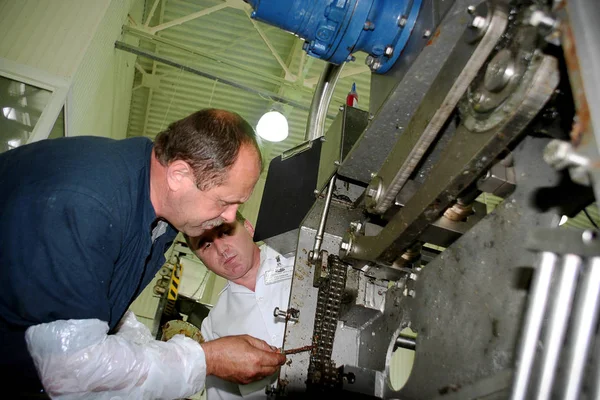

left=201, top=245, right=294, bottom=399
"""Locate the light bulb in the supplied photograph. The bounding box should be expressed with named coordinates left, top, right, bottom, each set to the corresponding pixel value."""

left=256, top=110, right=288, bottom=142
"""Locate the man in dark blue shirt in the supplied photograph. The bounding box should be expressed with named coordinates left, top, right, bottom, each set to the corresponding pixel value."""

left=0, top=108, right=286, bottom=398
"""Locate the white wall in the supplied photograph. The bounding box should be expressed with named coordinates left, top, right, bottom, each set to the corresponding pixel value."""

left=0, top=0, right=142, bottom=140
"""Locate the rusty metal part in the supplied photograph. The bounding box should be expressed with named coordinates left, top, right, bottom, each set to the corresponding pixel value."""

left=274, top=307, right=300, bottom=322
left=307, top=254, right=347, bottom=389
left=561, top=23, right=590, bottom=146
left=283, top=345, right=314, bottom=355
left=443, top=201, right=474, bottom=221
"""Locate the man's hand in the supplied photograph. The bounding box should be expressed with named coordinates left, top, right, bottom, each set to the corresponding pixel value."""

left=201, top=335, right=286, bottom=384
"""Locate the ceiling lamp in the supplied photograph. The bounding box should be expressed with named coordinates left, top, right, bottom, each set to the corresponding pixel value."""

left=256, top=107, right=288, bottom=142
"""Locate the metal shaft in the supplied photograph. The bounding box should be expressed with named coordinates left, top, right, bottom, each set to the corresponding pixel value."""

left=561, top=257, right=600, bottom=400
left=310, top=174, right=336, bottom=263
left=534, top=254, right=582, bottom=400
left=394, top=335, right=416, bottom=351
left=511, top=252, right=558, bottom=400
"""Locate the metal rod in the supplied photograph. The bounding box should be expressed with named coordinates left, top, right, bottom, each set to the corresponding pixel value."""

left=561, top=256, right=600, bottom=400
left=305, top=63, right=344, bottom=141
left=310, top=174, right=336, bottom=263
left=283, top=345, right=314, bottom=355
left=114, top=41, right=315, bottom=113
left=535, top=254, right=582, bottom=400
left=511, top=252, right=558, bottom=400
left=394, top=335, right=416, bottom=351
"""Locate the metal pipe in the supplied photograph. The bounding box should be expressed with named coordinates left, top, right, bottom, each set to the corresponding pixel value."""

left=561, top=256, right=600, bottom=400
left=535, top=254, right=582, bottom=400
left=305, top=63, right=344, bottom=141
left=310, top=174, right=336, bottom=263
left=511, top=252, right=558, bottom=400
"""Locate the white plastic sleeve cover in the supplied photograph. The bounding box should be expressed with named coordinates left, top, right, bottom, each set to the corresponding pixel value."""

left=25, top=311, right=206, bottom=400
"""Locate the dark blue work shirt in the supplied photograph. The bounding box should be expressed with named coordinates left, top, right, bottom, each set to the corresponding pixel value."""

left=0, top=136, right=177, bottom=391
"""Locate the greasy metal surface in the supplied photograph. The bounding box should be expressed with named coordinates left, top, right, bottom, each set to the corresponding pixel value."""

left=387, top=136, right=563, bottom=399
left=369, top=2, right=507, bottom=215
left=338, top=0, right=482, bottom=184
left=279, top=200, right=363, bottom=393
left=368, top=0, right=460, bottom=114
left=526, top=228, right=600, bottom=257
left=307, top=255, right=348, bottom=389
left=347, top=53, right=559, bottom=264
left=420, top=201, right=487, bottom=248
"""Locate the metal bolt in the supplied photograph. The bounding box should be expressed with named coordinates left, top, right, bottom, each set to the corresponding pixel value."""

left=349, top=221, right=362, bottom=232
left=334, top=160, right=341, bottom=166
left=423, top=29, right=432, bottom=38
left=467, top=5, right=476, bottom=14
left=408, top=289, right=416, bottom=298
left=484, top=49, right=515, bottom=93
left=370, top=172, right=377, bottom=178
left=363, top=20, right=374, bottom=30
left=314, top=189, right=320, bottom=195
left=368, top=188, right=377, bottom=198
left=340, top=241, right=349, bottom=251
left=529, top=10, right=557, bottom=32
left=385, top=46, right=394, bottom=57
left=583, top=230, right=598, bottom=245
left=370, top=60, right=381, bottom=71
left=471, top=15, right=487, bottom=29
left=273, top=307, right=287, bottom=318
left=409, top=273, right=418, bottom=281
left=365, top=55, right=375, bottom=67
left=398, top=16, right=407, bottom=27
left=543, top=139, right=590, bottom=170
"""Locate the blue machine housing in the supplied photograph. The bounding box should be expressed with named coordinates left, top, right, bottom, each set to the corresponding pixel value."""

left=245, top=0, right=423, bottom=74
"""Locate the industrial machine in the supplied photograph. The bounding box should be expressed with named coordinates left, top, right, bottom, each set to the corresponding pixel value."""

left=249, top=0, right=600, bottom=398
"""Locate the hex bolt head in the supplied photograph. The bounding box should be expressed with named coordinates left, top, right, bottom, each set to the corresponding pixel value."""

left=423, top=29, right=432, bottom=38
left=385, top=46, right=394, bottom=57
left=467, top=5, right=476, bottom=14
left=398, top=16, right=407, bottom=27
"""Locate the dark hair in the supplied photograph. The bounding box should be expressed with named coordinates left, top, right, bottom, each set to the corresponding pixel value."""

left=153, top=109, right=262, bottom=190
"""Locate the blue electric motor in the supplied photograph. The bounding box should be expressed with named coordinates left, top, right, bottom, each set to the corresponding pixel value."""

left=244, top=0, right=423, bottom=74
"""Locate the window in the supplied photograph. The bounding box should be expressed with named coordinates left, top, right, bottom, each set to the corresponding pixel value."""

left=0, top=57, right=70, bottom=153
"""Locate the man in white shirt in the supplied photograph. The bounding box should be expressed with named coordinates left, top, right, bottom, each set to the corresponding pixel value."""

left=187, top=212, right=294, bottom=399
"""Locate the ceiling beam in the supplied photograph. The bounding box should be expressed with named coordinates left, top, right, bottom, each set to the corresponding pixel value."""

left=115, top=41, right=337, bottom=118
left=148, top=3, right=228, bottom=34
left=244, top=9, right=295, bottom=80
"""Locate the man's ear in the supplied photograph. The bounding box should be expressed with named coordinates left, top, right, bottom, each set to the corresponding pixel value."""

left=166, top=160, right=194, bottom=191
left=243, top=219, right=255, bottom=238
